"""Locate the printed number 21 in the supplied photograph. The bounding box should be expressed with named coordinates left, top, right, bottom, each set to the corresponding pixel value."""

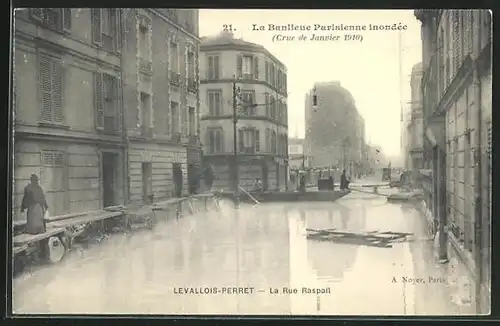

left=223, top=24, right=234, bottom=32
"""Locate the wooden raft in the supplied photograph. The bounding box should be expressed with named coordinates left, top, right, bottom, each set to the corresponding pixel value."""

left=306, top=228, right=413, bottom=248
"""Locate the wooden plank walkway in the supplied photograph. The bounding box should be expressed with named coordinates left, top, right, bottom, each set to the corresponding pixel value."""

left=50, top=211, right=122, bottom=228
left=13, top=227, right=66, bottom=247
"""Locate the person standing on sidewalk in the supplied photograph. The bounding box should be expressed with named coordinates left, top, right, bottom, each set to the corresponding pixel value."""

left=340, top=169, right=350, bottom=190
left=20, top=173, right=48, bottom=235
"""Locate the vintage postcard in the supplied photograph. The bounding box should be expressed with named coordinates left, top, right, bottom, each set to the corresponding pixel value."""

left=10, top=8, right=492, bottom=316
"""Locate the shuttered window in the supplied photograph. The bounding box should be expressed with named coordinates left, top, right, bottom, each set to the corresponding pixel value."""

left=255, top=130, right=260, bottom=152
left=94, top=72, right=120, bottom=132
left=237, top=55, right=243, bottom=78
left=30, top=8, right=72, bottom=33
left=253, top=56, right=259, bottom=80
left=207, top=90, right=222, bottom=116
left=265, top=93, right=270, bottom=117
left=241, top=91, right=255, bottom=116
left=39, top=54, right=64, bottom=123
left=181, top=106, right=188, bottom=136
left=92, top=9, right=121, bottom=53
left=452, top=11, right=461, bottom=74
left=207, top=128, right=223, bottom=153
left=207, top=55, right=219, bottom=79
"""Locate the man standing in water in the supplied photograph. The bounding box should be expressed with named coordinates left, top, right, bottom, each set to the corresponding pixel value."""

left=21, top=174, right=48, bottom=234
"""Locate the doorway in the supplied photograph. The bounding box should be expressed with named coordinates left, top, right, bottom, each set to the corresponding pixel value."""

left=172, top=163, right=183, bottom=197
left=142, top=162, right=153, bottom=203
left=261, top=163, right=268, bottom=191
left=102, top=152, right=118, bottom=208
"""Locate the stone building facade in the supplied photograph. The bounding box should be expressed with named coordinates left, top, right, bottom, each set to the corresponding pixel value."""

left=415, top=9, right=492, bottom=312
left=13, top=8, right=201, bottom=222
left=121, top=9, right=200, bottom=203
left=199, top=31, right=288, bottom=191
left=13, top=9, right=126, bottom=221
left=407, top=62, right=424, bottom=170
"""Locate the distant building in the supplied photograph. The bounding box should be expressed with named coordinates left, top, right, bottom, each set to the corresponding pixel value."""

left=199, top=31, right=289, bottom=191
left=304, top=81, right=365, bottom=176
left=287, top=137, right=309, bottom=170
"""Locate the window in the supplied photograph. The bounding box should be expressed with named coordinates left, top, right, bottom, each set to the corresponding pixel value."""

left=140, top=92, right=151, bottom=136
left=207, top=128, right=224, bottom=153
left=241, top=90, right=255, bottom=116
left=270, top=65, right=275, bottom=87
left=187, top=50, right=196, bottom=92
left=207, top=55, right=220, bottom=80
left=181, top=106, right=188, bottom=136
left=40, top=150, right=67, bottom=216
left=243, top=55, right=253, bottom=75
left=94, top=72, right=120, bottom=132
left=39, top=53, right=64, bottom=124
left=207, top=90, right=222, bottom=116
left=265, top=61, right=270, bottom=83
left=169, top=42, right=179, bottom=74
left=265, top=93, right=270, bottom=117
left=238, top=128, right=259, bottom=153
left=170, top=101, right=179, bottom=134
left=237, top=55, right=258, bottom=79
left=139, top=25, right=149, bottom=59
left=452, top=11, right=460, bottom=75
left=30, top=8, right=72, bottom=33
left=91, top=9, right=121, bottom=53
left=266, top=129, right=271, bottom=152
left=271, top=130, right=277, bottom=153
left=270, top=95, right=276, bottom=119
left=188, top=107, right=196, bottom=136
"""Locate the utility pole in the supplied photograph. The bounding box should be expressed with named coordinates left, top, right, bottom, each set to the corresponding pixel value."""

left=232, top=78, right=240, bottom=205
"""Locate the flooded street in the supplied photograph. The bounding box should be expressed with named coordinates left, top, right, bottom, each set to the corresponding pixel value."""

left=13, top=191, right=477, bottom=315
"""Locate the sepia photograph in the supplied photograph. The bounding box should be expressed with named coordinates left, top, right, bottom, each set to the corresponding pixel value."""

left=10, top=8, right=492, bottom=316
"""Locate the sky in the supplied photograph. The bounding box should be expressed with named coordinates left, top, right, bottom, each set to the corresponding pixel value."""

left=199, top=10, right=422, bottom=157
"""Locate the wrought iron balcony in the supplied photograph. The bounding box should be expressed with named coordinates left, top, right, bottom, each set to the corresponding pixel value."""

left=188, top=134, right=199, bottom=145
left=169, top=71, right=181, bottom=87
left=139, top=58, right=153, bottom=75
left=171, top=132, right=182, bottom=143
left=187, top=77, right=198, bottom=94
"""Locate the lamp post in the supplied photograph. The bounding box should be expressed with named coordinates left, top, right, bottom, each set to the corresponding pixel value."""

left=232, top=78, right=240, bottom=205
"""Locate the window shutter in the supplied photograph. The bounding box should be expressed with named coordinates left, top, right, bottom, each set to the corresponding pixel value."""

left=265, top=61, right=269, bottom=83
left=236, top=55, right=243, bottom=78
left=39, top=54, right=52, bottom=122
left=115, top=76, right=122, bottom=131
left=63, top=8, right=72, bottom=32
left=30, top=9, right=44, bottom=22
left=207, top=56, right=213, bottom=79
left=208, top=92, right=214, bottom=115
left=215, top=92, right=221, bottom=115
left=238, top=129, right=244, bottom=151
left=115, top=9, right=122, bottom=53
left=253, top=57, right=259, bottom=80
left=214, top=56, right=220, bottom=79
left=91, top=8, right=102, bottom=44
left=219, top=130, right=224, bottom=152
left=255, top=130, right=260, bottom=152
left=205, top=130, right=211, bottom=152
left=51, top=60, right=64, bottom=123
left=265, top=93, right=270, bottom=117
left=94, top=72, right=104, bottom=129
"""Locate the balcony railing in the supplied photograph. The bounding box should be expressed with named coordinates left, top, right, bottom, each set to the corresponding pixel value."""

left=169, top=71, right=181, bottom=87
left=239, top=146, right=256, bottom=154
left=171, top=132, right=182, bottom=143
left=188, top=134, right=199, bottom=145
left=139, top=58, right=153, bottom=75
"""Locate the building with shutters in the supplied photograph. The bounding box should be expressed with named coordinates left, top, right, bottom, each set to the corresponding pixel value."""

left=13, top=8, right=126, bottom=221
left=415, top=9, right=492, bottom=312
left=12, top=8, right=201, bottom=222
left=121, top=9, right=201, bottom=203
left=304, top=82, right=366, bottom=177
left=199, top=31, right=288, bottom=191
left=406, top=62, right=424, bottom=171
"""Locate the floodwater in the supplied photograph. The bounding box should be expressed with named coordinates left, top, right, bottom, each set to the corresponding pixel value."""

left=12, top=189, right=479, bottom=315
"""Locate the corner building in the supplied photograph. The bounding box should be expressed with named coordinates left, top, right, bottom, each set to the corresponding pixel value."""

left=199, top=31, right=288, bottom=191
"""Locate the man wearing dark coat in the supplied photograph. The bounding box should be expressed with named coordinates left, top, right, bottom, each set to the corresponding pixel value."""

left=21, top=174, right=48, bottom=235
left=340, top=169, right=350, bottom=190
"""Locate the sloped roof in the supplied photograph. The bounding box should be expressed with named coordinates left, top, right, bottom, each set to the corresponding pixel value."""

left=201, top=31, right=264, bottom=49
